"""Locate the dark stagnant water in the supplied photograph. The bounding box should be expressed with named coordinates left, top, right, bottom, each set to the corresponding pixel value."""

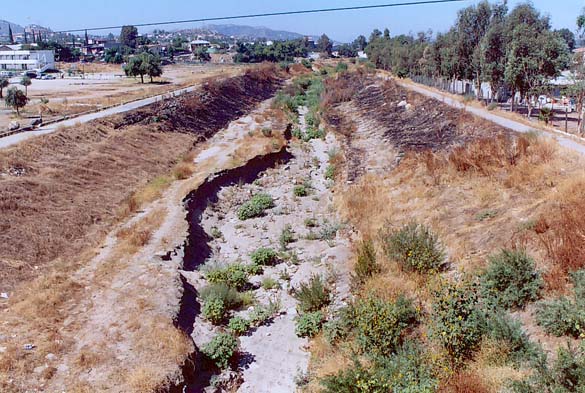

left=168, top=145, right=293, bottom=392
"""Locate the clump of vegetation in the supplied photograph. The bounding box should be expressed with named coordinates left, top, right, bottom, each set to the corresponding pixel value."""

left=279, top=224, right=295, bottom=250
left=249, top=297, right=281, bottom=326
left=354, top=295, right=418, bottom=357
left=304, top=217, right=318, bottom=228
left=200, top=283, right=243, bottom=309
left=295, top=310, right=325, bottom=337
left=480, top=249, right=542, bottom=310
left=323, top=306, right=355, bottom=345
left=237, top=193, right=274, bottom=220
left=261, top=127, right=272, bottom=137
left=432, top=281, right=484, bottom=365
left=352, top=239, right=379, bottom=285
left=486, top=311, right=540, bottom=366
left=202, top=297, right=226, bottom=325
left=319, top=221, right=340, bottom=242
left=336, top=62, right=349, bottom=73
left=302, top=126, right=325, bottom=142
left=261, top=277, right=279, bottom=290
left=203, top=263, right=249, bottom=290
left=381, top=222, right=444, bottom=274
left=202, top=333, right=238, bottom=369
left=325, top=164, right=336, bottom=180
left=535, top=270, right=585, bottom=338
left=228, top=316, right=251, bottom=336
left=293, top=184, right=309, bottom=197
left=250, top=247, right=278, bottom=266
left=321, top=343, right=437, bottom=392
left=475, top=209, right=498, bottom=221
left=210, top=226, right=223, bottom=239
left=293, top=275, right=331, bottom=313
left=509, top=345, right=585, bottom=392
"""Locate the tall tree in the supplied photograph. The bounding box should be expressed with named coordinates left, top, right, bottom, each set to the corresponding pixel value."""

left=5, top=87, right=28, bottom=115
left=480, top=22, right=506, bottom=102
left=554, top=28, right=576, bottom=51
left=120, top=25, right=138, bottom=49
left=84, top=30, right=89, bottom=46
left=352, top=35, right=367, bottom=51
left=0, top=78, right=9, bottom=98
left=317, top=34, right=332, bottom=57
left=8, top=25, right=14, bottom=44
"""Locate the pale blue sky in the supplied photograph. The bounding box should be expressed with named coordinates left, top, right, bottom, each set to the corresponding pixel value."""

left=3, top=0, right=584, bottom=42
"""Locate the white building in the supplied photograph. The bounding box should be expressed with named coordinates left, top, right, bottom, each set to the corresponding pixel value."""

left=0, top=45, right=55, bottom=73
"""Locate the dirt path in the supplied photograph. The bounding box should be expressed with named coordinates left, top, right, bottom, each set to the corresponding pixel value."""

left=179, top=106, right=352, bottom=392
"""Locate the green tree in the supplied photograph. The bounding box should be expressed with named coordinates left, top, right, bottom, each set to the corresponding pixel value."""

left=5, top=87, right=29, bottom=115
left=120, top=25, right=138, bottom=48
left=480, top=22, right=506, bottom=102
left=0, top=78, right=9, bottom=98
left=352, top=35, right=367, bottom=51
left=20, top=76, right=31, bottom=96
left=8, top=25, right=14, bottom=45
left=555, top=28, right=576, bottom=51
left=317, top=34, right=333, bottom=57
left=337, top=44, right=357, bottom=58
left=193, top=47, right=211, bottom=62
left=124, top=53, right=163, bottom=83
left=124, top=56, right=145, bottom=83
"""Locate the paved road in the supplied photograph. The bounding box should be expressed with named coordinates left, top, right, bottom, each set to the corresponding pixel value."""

left=396, top=80, right=585, bottom=156
left=0, top=85, right=197, bottom=150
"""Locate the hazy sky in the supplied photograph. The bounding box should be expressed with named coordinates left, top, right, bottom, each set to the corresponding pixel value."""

left=3, top=0, right=583, bottom=42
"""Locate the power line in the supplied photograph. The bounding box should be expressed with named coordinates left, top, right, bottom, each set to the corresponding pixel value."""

left=54, top=0, right=468, bottom=33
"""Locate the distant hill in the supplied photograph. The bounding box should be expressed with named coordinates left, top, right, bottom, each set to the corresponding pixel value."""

left=205, top=24, right=304, bottom=41
left=0, top=20, right=24, bottom=37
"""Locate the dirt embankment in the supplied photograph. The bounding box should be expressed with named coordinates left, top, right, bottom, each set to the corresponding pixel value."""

left=0, top=66, right=284, bottom=292
left=323, top=72, right=508, bottom=181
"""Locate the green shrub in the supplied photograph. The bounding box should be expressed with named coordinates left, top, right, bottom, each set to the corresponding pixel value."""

left=480, top=249, right=542, bottom=310
left=381, top=222, right=445, bottom=274
left=301, top=58, right=312, bottom=69
left=293, top=275, right=331, bottom=313
left=250, top=247, right=278, bottom=266
left=202, top=298, right=226, bottom=325
left=352, top=239, right=379, bottom=285
left=202, top=333, right=238, bottom=369
left=237, top=193, right=274, bottom=220
left=486, top=311, right=540, bottom=365
left=336, top=62, right=348, bottom=72
left=295, top=310, right=325, bottom=337
left=321, top=343, right=437, bottom=393
left=323, top=306, right=355, bottom=345
left=432, top=281, right=484, bottom=364
left=302, top=126, right=325, bottom=142
left=354, top=295, right=418, bottom=357
left=292, top=127, right=302, bottom=139
left=245, top=263, right=264, bottom=275
left=261, top=277, right=279, bottom=290
left=261, top=127, right=272, bottom=137
left=249, top=298, right=281, bottom=326
left=199, top=283, right=242, bottom=310
left=279, top=224, right=295, bottom=250
left=228, top=316, right=250, bottom=336
left=535, top=270, right=585, bottom=338
left=204, top=263, right=249, bottom=290
left=305, top=111, right=320, bottom=128
left=319, top=221, right=340, bottom=241
left=210, top=226, right=223, bottom=239
left=325, top=164, right=336, bottom=180
left=538, top=107, right=552, bottom=124
left=487, top=102, right=498, bottom=111
left=475, top=209, right=497, bottom=221
left=509, top=344, right=585, bottom=392
left=304, top=217, right=318, bottom=228
left=293, top=184, right=309, bottom=197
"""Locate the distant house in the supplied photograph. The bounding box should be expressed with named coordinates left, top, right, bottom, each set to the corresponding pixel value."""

left=82, top=40, right=122, bottom=57
left=190, top=39, right=210, bottom=52
left=0, top=44, right=55, bottom=72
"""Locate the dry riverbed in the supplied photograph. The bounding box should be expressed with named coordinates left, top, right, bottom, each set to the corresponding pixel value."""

left=181, top=107, right=352, bottom=392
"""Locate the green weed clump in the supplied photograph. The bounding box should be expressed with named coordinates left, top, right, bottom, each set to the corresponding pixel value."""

left=204, top=263, right=249, bottom=290
left=325, top=164, right=336, bottom=180
left=202, top=297, right=226, bottom=325
left=250, top=247, right=278, bottom=266
left=480, top=249, right=542, bottom=310
left=320, top=343, right=437, bottom=393
left=261, top=277, right=279, bottom=290
left=381, top=222, right=445, bottom=274
left=293, top=275, right=331, bottom=313
left=535, top=270, right=585, bottom=338
left=293, top=184, right=309, bottom=197
left=279, top=224, right=295, bottom=250
left=486, top=311, right=540, bottom=366
left=295, top=310, right=325, bottom=337
left=237, top=193, right=274, bottom=220
left=354, top=295, right=418, bottom=357
left=323, top=306, right=355, bottom=345
left=352, top=239, right=379, bottom=285
left=509, top=344, right=585, bottom=392
left=432, top=280, right=484, bottom=365
left=228, top=316, right=250, bottom=336
left=202, top=333, right=238, bottom=369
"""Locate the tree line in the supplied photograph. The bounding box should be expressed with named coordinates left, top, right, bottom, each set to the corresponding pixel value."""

left=364, top=1, right=573, bottom=118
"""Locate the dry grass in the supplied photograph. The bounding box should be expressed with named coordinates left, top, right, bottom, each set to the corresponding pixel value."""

left=438, top=370, right=490, bottom=393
